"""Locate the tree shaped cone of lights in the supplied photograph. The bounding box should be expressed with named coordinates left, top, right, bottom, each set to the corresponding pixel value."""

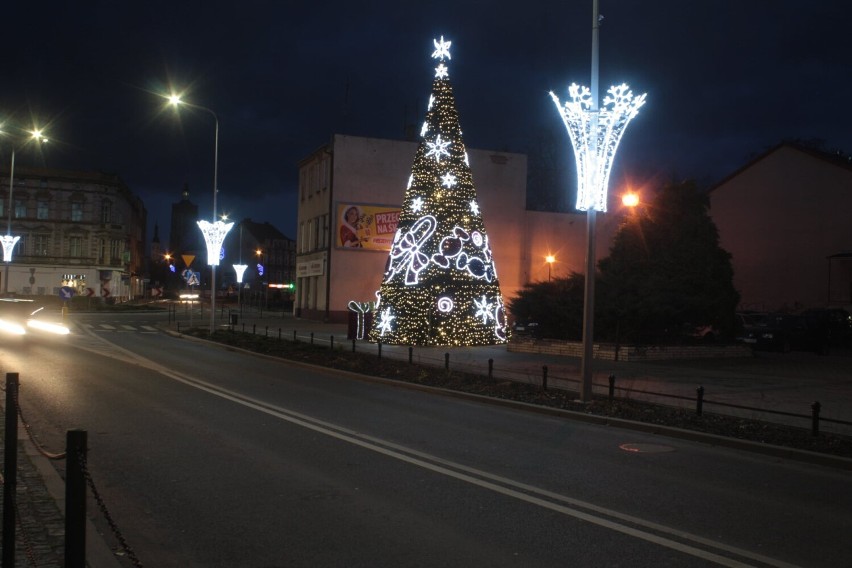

left=368, top=36, right=508, bottom=346
left=549, top=0, right=646, bottom=401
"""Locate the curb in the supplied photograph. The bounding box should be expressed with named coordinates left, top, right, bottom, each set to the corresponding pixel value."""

left=167, top=328, right=852, bottom=472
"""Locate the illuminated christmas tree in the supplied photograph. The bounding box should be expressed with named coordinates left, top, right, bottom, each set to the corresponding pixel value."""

left=369, top=36, right=508, bottom=346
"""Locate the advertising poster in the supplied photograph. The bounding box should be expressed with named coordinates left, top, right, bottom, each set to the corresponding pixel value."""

left=337, top=203, right=400, bottom=251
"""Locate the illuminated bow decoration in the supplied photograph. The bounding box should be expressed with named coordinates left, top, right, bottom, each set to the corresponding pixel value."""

left=348, top=300, right=372, bottom=340
left=388, top=215, right=437, bottom=285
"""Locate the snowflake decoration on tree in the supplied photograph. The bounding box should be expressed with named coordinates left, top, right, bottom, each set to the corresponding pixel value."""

left=432, top=36, right=452, bottom=61
left=469, top=200, right=480, bottom=215
left=474, top=295, right=495, bottom=324
left=425, top=134, right=451, bottom=162
left=377, top=308, right=395, bottom=336
left=411, top=196, right=424, bottom=212
left=441, top=172, right=457, bottom=188
left=428, top=95, right=435, bottom=111
left=407, top=174, right=414, bottom=189
left=435, top=63, right=449, bottom=79
left=420, top=121, right=429, bottom=137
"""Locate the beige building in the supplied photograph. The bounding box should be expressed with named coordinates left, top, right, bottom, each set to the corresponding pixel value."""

left=709, top=143, right=852, bottom=311
left=295, top=134, right=626, bottom=323
left=0, top=166, right=147, bottom=301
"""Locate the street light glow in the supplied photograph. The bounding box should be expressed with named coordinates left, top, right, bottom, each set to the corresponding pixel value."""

left=622, top=193, right=639, bottom=207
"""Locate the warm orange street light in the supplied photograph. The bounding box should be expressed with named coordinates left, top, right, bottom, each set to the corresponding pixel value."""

left=622, top=192, right=639, bottom=208
left=545, top=254, right=556, bottom=281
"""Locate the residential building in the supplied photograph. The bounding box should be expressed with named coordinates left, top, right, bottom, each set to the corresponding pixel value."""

left=0, top=166, right=146, bottom=300
left=221, top=218, right=296, bottom=308
left=709, top=143, right=852, bottom=311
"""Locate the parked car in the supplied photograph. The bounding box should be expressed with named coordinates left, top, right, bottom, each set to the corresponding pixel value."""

left=738, top=313, right=829, bottom=353
left=512, top=319, right=540, bottom=338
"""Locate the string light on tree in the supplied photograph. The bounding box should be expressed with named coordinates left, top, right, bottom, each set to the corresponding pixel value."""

left=368, top=35, right=508, bottom=346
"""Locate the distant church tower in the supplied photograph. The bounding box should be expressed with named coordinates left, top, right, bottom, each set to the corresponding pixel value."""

left=169, top=183, right=201, bottom=267
left=151, top=223, right=162, bottom=261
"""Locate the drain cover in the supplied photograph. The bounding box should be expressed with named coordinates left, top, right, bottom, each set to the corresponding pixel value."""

left=619, top=443, right=676, bottom=454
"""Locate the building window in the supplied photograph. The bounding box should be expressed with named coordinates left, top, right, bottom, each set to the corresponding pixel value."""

left=34, top=235, right=50, bottom=256
left=299, top=222, right=306, bottom=253
left=37, top=200, right=49, bottom=220
left=0, top=197, right=4, bottom=218
left=71, top=201, right=83, bottom=222
left=101, top=200, right=112, bottom=224
left=69, top=237, right=83, bottom=257
left=16, top=235, right=26, bottom=256
left=110, top=239, right=122, bottom=263
left=14, top=199, right=26, bottom=219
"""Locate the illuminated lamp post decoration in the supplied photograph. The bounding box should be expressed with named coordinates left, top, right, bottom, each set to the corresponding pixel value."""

left=233, top=263, right=247, bottom=316
left=549, top=0, right=645, bottom=401
left=2, top=127, right=48, bottom=294
left=368, top=35, right=508, bottom=346
left=198, top=219, right=234, bottom=328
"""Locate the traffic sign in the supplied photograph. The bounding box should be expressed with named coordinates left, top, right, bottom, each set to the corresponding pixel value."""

left=59, top=286, right=75, bottom=300
left=187, top=272, right=201, bottom=286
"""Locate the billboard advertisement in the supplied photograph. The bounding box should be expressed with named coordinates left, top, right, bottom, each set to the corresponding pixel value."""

left=336, top=203, right=400, bottom=251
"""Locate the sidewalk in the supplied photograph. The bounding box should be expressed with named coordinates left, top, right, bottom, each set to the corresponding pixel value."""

left=220, top=306, right=852, bottom=436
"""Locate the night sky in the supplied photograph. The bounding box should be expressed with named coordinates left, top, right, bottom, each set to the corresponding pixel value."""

left=2, top=1, right=849, bottom=244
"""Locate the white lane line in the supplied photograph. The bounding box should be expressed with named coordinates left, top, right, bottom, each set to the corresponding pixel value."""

left=74, top=327, right=800, bottom=568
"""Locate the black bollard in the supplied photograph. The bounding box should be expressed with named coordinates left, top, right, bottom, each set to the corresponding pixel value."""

left=2, top=373, right=19, bottom=567
left=445, top=352, right=450, bottom=371
left=488, top=358, right=493, bottom=381
left=608, top=374, right=616, bottom=401
left=330, top=336, right=334, bottom=350
left=352, top=339, right=356, bottom=352
left=696, top=386, right=705, bottom=416
left=378, top=341, right=382, bottom=359
left=65, top=429, right=88, bottom=568
left=311, top=332, right=314, bottom=345
left=408, top=346, right=413, bottom=364
left=542, top=365, right=548, bottom=391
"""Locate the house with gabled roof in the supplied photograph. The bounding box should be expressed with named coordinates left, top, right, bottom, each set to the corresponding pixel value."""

left=709, top=143, right=852, bottom=312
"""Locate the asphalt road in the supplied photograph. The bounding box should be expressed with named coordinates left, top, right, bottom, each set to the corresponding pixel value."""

left=2, top=310, right=850, bottom=567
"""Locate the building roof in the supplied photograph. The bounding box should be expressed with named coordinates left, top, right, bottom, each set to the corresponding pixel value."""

left=241, top=218, right=291, bottom=242
left=709, top=141, right=852, bottom=192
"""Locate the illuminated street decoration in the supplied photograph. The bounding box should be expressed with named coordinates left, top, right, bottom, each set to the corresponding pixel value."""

left=369, top=35, right=508, bottom=346
left=233, top=264, right=248, bottom=283
left=377, top=307, right=395, bottom=336
left=348, top=300, right=372, bottom=340
left=197, top=220, right=234, bottom=266
left=550, top=83, right=646, bottom=211
left=0, top=235, right=21, bottom=262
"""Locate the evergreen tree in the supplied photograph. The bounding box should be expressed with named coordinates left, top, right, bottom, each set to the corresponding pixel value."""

left=598, top=180, right=740, bottom=342
left=369, top=37, right=508, bottom=346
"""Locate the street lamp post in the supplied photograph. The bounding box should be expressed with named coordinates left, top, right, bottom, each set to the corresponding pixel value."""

left=1, top=128, right=47, bottom=295
left=550, top=0, right=645, bottom=402
left=168, top=95, right=231, bottom=334
left=545, top=255, right=555, bottom=281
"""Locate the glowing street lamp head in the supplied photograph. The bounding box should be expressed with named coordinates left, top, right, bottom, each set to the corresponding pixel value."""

left=233, top=264, right=248, bottom=283
left=0, top=236, right=21, bottom=262
left=545, top=255, right=556, bottom=264
left=168, top=94, right=182, bottom=106
left=622, top=193, right=639, bottom=208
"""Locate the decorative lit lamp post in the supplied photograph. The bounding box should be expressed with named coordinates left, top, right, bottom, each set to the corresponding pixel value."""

left=550, top=0, right=645, bottom=402
left=233, top=223, right=246, bottom=317
left=622, top=192, right=639, bottom=208
left=1, top=128, right=48, bottom=295
left=545, top=255, right=556, bottom=281
left=168, top=94, right=232, bottom=334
